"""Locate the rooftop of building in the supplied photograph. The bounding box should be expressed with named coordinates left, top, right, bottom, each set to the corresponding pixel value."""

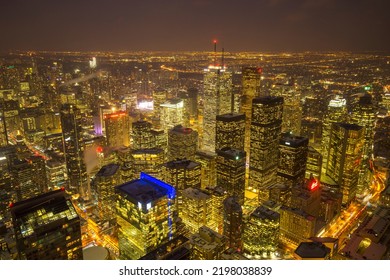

left=160, top=98, right=183, bottom=108
left=295, top=242, right=331, bottom=259
left=170, top=124, right=195, bottom=135
left=223, top=197, right=242, bottom=213
left=252, top=95, right=283, bottom=104
left=139, top=235, right=190, bottom=260
left=132, top=148, right=164, bottom=154
left=251, top=205, right=280, bottom=220
left=132, top=120, right=152, bottom=127
left=182, top=187, right=210, bottom=200
left=216, top=113, right=245, bottom=122
left=334, top=122, right=363, bottom=131
left=10, top=189, right=78, bottom=237
left=190, top=226, right=226, bottom=251
left=216, top=148, right=246, bottom=161
left=280, top=133, right=309, bottom=147
left=96, top=163, right=120, bottom=177
left=205, top=186, right=226, bottom=197
left=164, top=159, right=200, bottom=170
left=116, top=172, right=175, bottom=203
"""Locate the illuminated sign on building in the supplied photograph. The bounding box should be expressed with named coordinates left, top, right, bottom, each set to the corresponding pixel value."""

left=137, top=100, right=154, bottom=110
left=309, top=179, right=319, bottom=191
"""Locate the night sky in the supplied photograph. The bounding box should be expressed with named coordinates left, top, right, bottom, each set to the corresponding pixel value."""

left=1, top=0, right=389, bottom=52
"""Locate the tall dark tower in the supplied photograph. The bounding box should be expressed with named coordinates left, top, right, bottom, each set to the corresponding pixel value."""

left=216, top=148, right=246, bottom=205
left=215, top=113, right=245, bottom=151
left=249, top=96, right=283, bottom=201
left=223, top=196, right=243, bottom=252
left=0, top=105, right=8, bottom=147
left=277, top=134, right=309, bottom=189
left=60, top=104, right=88, bottom=195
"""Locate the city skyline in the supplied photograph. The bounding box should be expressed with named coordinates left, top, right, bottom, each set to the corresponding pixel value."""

left=0, top=0, right=389, bottom=53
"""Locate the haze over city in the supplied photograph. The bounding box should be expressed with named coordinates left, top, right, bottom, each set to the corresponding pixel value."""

left=1, top=0, right=389, bottom=52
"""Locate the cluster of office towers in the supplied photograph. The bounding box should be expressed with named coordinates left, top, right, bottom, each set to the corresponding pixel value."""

left=0, top=57, right=376, bottom=260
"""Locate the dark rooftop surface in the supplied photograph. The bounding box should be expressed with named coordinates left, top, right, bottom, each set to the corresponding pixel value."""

left=295, top=242, right=331, bottom=259
left=216, top=113, right=245, bottom=121
left=96, top=164, right=120, bottom=177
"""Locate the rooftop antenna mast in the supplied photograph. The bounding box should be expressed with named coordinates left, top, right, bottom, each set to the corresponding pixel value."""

left=213, top=39, right=217, bottom=66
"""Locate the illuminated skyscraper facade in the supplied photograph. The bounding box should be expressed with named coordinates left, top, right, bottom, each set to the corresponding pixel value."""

left=104, top=111, right=130, bottom=148
left=249, top=96, right=283, bottom=201
left=223, top=196, right=243, bottom=251
left=117, top=146, right=132, bottom=183
left=116, top=173, right=176, bottom=260
left=28, top=155, right=48, bottom=194
left=94, top=163, right=120, bottom=222
left=241, top=67, right=262, bottom=160
left=270, top=83, right=302, bottom=134
left=326, top=123, right=364, bottom=205
left=321, top=96, right=348, bottom=174
left=60, top=104, right=87, bottom=195
left=152, top=88, right=167, bottom=126
left=0, top=107, right=7, bottom=147
left=351, top=94, right=376, bottom=192
left=277, top=134, right=308, bottom=189
left=11, top=159, right=38, bottom=201
left=279, top=206, right=316, bottom=246
left=215, top=113, right=245, bottom=151
left=202, top=65, right=232, bottom=152
left=243, top=206, right=280, bottom=257
left=305, top=146, right=322, bottom=181
left=45, top=159, right=67, bottom=190
left=11, top=189, right=82, bottom=260
left=161, top=98, right=184, bottom=132
left=168, top=125, right=198, bottom=161
left=195, top=150, right=217, bottom=189
left=205, top=186, right=227, bottom=234
left=130, top=148, right=164, bottom=180
left=181, top=187, right=212, bottom=235
left=162, top=159, right=201, bottom=214
left=132, top=120, right=154, bottom=149
left=290, top=179, right=321, bottom=218
left=216, top=148, right=246, bottom=204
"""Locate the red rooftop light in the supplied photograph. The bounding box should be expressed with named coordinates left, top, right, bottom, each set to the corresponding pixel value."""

left=9, top=202, right=14, bottom=208
left=60, top=187, right=65, bottom=192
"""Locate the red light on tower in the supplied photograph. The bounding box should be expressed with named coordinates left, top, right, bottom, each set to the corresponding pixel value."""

left=96, top=146, right=103, bottom=153
left=309, top=179, right=319, bottom=191
left=257, top=67, right=263, bottom=74
left=9, top=202, right=14, bottom=208
left=60, top=187, right=65, bottom=192
left=213, top=39, right=217, bottom=44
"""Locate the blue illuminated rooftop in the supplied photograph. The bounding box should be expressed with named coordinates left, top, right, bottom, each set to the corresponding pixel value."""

left=116, top=172, right=176, bottom=204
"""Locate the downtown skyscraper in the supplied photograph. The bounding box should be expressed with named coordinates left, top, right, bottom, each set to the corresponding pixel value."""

left=326, top=123, right=364, bottom=205
left=240, top=67, right=262, bottom=159
left=249, top=96, right=283, bottom=201
left=202, top=65, right=232, bottom=152
left=60, top=104, right=88, bottom=195
left=11, top=189, right=82, bottom=260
